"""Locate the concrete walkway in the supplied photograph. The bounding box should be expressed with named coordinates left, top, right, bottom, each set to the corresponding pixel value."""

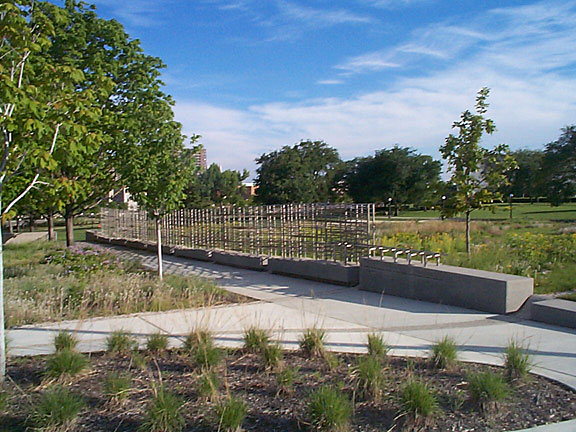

left=8, top=245, right=576, bottom=431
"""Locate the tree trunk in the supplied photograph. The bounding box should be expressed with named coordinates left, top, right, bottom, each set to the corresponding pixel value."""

left=29, top=216, right=35, bottom=232
left=465, top=210, right=471, bottom=256
left=8, top=220, right=13, bottom=235
left=65, top=209, right=74, bottom=247
left=0, top=202, right=6, bottom=382
left=47, top=213, right=55, bottom=241
left=156, top=217, right=163, bottom=280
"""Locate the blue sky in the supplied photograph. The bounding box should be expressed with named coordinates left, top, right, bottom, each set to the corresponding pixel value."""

left=85, top=0, right=576, bottom=177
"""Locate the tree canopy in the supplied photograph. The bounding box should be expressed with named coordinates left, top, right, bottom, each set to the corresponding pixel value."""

left=339, top=146, right=441, bottom=207
left=541, top=126, right=576, bottom=205
left=255, top=140, right=342, bottom=205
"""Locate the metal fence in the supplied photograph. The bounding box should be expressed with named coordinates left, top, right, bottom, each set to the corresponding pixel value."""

left=100, top=203, right=376, bottom=264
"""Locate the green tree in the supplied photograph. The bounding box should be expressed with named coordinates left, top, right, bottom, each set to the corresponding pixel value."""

left=440, top=88, right=516, bottom=254
left=119, top=105, right=193, bottom=279
left=504, top=149, right=544, bottom=201
left=255, top=140, right=342, bottom=204
left=340, top=146, right=441, bottom=209
left=540, top=126, right=576, bottom=205
left=185, top=163, right=249, bottom=208
left=0, top=0, right=94, bottom=381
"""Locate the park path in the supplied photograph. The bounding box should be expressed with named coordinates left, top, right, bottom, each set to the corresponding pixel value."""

left=7, top=244, right=576, bottom=431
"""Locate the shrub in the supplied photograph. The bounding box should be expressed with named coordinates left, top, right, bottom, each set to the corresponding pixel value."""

left=106, top=330, right=138, bottom=354
left=399, top=379, right=438, bottom=425
left=431, top=336, right=458, bottom=369
left=45, top=349, right=88, bottom=379
left=308, top=385, right=352, bottom=432
left=104, top=372, right=132, bottom=402
left=275, top=366, right=298, bottom=395
left=214, top=396, right=247, bottom=432
left=352, top=356, right=385, bottom=402
left=243, top=327, right=270, bottom=353
left=322, top=351, right=340, bottom=371
left=53, top=331, right=79, bottom=352
left=141, top=387, right=186, bottom=432
left=504, top=340, right=532, bottom=381
left=262, top=343, right=283, bottom=370
left=300, top=327, right=326, bottom=358
left=193, top=343, right=222, bottom=370
left=467, top=371, right=509, bottom=411
left=0, top=391, right=8, bottom=412
left=366, top=333, right=389, bottom=360
left=146, top=333, right=169, bottom=354
left=31, top=386, right=84, bottom=431
left=198, top=370, right=221, bottom=402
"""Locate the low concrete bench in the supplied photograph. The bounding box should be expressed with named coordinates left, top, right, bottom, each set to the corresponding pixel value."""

left=174, top=247, right=213, bottom=262
left=212, top=250, right=268, bottom=271
left=268, top=257, right=359, bottom=286
left=532, top=299, right=576, bottom=329
left=360, top=257, right=533, bottom=314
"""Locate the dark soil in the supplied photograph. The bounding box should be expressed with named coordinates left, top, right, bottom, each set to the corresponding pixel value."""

left=3, top=349, right=576, bottom=431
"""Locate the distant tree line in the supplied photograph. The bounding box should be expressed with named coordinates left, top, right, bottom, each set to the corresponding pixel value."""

left=253, top=128, right=576, bottom=209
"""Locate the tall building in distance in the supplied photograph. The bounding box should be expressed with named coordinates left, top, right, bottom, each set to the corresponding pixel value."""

left=193, top=147, right=207, bottom=170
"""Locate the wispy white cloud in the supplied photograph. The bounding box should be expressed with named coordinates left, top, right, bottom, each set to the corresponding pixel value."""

left=174, top=1, right=576, bottom=177
left=317, top=79, right=345, bottom=85
left=91, top=0, right=167, bottom=27
left=277, top=1, right=373, bottom=25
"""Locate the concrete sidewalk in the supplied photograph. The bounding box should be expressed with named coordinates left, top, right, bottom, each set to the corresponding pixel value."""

left=8, top=244, right=576, bottom=431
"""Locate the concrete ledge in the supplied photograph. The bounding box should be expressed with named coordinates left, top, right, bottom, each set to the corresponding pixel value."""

left=110, top=238, right=127, bottom=247
left=4, top=231, right=49, bottom=245
left=125, top=239, right=149, bottom=251
left=212, top=250, right=268, bottom=271
left=360, top=257, right=533, bottom=314
left=174, top=247, right=213, bottom=262
left=268, top=257, right=359, bottom=286
left=532, top=299, right=576, bottom=329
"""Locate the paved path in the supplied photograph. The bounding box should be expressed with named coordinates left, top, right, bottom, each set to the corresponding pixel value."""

left=8, top=244, right=576, bottom=431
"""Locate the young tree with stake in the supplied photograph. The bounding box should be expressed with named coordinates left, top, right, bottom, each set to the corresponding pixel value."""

left=440, top=88, right=516, bottom=255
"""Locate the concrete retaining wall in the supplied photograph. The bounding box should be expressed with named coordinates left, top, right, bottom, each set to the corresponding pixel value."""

left=212, top=250, right=268, bottom=271
left=174, top=247, right=213, bottom=262
left=532, top=299, right=576, bottom=329
left=268, top=257, right=359, bottom=286
left=360, top=257, right=533, bottom=314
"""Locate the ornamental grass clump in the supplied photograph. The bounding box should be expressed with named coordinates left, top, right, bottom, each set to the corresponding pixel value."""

left=45, top=349, right=88, bottom=380
left=366, top=333, right=390, bottom=361
left=185, top=329, right=222, bottom=370
left=504, top=340, right=532, bottom=382
left=104, top=372, right=132, bottom=403
left=467, top=371, right=509, bottom=412
left=308, top=385, right=352, bottom=432
left=352, top=355, right=385, bottom=402
left=31, top=386, right=84, bottom=431
left=198, top=370, right=221, bottom=402
left=140, top=386, right=186, bottom=432
left=53, top=331, right=79, bottom=352
left=262, top=343, right=283, bottom=370
left=243, top=326, right=270, bottom=353
left=275, top=365, right=298, bottom=395
left=431, top=336, right=458, bottom=370
left=146, top=332, right=169, bottom=355
left=214, top=395, right=247, bottom=432
left=106, top=330, right=138, bottom=355
left=399, top=379, right=438, bottom=427
left=300, top=327, right=326, bottom=358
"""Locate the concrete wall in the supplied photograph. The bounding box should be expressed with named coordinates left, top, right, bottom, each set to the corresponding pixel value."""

left=532, top=299, right=576, bottom=329
left=268, top=257, right=359, bottom=286
left=212, top=250, right=268, bottom=271
left=360, top=257, right=533, bottom=314
left=174, top=248, right=213, bottom=262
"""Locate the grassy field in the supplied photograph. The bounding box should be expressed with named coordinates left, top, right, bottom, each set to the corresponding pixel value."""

left=382, top=202, right=576, bottom=221
left=3, top=241, right=246, bottom=327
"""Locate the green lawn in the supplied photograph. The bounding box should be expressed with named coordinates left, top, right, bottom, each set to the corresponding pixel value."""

left=383, top=202, right=576, bottom=221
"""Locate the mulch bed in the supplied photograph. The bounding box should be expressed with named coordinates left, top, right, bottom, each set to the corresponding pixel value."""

left=3, top=348, right=576, bottom=431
